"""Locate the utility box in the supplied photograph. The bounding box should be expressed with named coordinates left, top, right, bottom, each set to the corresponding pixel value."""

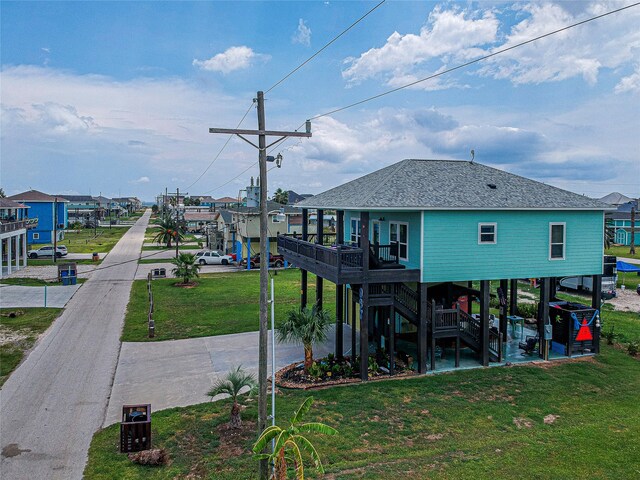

left=151, top=268, right=166, bottom=278
left=120, top=404, right=151, bottom=453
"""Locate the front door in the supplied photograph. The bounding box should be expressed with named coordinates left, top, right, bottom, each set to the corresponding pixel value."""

left=372, top=221, right=380, bottom=245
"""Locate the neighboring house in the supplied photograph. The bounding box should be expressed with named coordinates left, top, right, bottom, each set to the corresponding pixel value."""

left=287, top=190, right=313, bottom=205
left=59, top=195, right=99, bottom=223
left=599, top=192, right=634, bottom=207
left=1, top=198, right=36, bottom=277
left=183, top=211, right=218, bottom=233
left=606, top=199, right=638, bottom=246
left=213, top=196, right=240, bottom=209
left=228, top=201, right=306, bottom=261
left=113, top=197, right=142, bottom=214
left=278, top=159, right=612, bottom=380
left=7, top=190, right=68, bottom=244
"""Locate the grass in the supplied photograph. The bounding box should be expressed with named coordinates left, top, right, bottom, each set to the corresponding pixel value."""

left=138, top=258, right=175, bottom=264
left=121, top=270, right=335, bottom=342
left=27, top=258, right=101, bottom=266
left=31, top=227, right=130, bottom=254
left=141, top=245, right=200, bottom=251
left=0, top=307, right=62, bottom=386
left=605, top=245, right=639, bottom=260
left=84, top=344, right=640, bottom=479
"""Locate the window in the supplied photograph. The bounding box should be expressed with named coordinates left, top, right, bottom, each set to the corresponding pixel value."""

left=549, top=223, right=566, bottom=260
left=390, top=222, right=408, bottom=260
left=478, top=223, right=497, bottom=244
left=350, top=218, right=361, bottom=245
left=33, top=233, right=40, bottom=240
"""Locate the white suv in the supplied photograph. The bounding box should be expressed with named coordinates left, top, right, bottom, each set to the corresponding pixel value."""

left=194, top=250, right=233, bottom=265
left=28, top=245, right=68, bottom=258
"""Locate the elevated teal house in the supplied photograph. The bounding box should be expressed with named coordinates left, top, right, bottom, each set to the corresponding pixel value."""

left=277, top=159, right=611, bottom=380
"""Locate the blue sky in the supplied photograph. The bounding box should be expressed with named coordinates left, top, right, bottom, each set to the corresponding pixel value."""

left=1, top=1, right=639, bottom=201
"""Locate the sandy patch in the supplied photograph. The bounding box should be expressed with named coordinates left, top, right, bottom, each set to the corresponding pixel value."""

left=0, top=327, right=30, bottom=346
left=607, top=289, right=640, bottom=313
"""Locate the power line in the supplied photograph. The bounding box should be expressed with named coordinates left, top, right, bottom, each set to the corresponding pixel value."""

left=308, top=2, right=640, bottom=121
left=265, top=0, right=386, bottom=94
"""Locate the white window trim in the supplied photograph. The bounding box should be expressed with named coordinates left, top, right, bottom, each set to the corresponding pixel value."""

left=33, top=232, right=40, bottom=240
left=549, top=222, right=566, bottom=261
left=389, top=221, right=409, bottom=261
left=478, top=222, right=497, bottom=244
left=350, top=217, right=361, bottom=245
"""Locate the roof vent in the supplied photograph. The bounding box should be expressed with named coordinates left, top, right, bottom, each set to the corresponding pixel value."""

left=487, top=183, right=497, bottom=189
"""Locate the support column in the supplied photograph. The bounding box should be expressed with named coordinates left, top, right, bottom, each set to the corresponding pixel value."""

left=359, top=287, right=369, bottom=380
left=418, top=283, right=428, bottom=373
left=592, top=274, right=602, bottom=354
left=335, top=284, right=344, bottom=359
left=480, top=280, right=490, bottom=366
left=351, top=290, right=357, bottom=359
left=0, top=238, right=4, bottom=279
left=499, top=279, right=508, bottom=344
left=539, top=278, right=550, bottom=360
left=23, top=233, right=27, bottom=268
left=315, top=209, right=324, bottom=310
left=509, top=279, right=518, bottom=316
left=389, top=305, right=395, bottom=375
left=7, top=235, right=12, bottom=275
left=301, top=208, right=308, bottom=309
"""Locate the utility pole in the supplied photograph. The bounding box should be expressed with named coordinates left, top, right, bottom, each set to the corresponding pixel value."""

left=630, top=203, right=636, bottom=256
left=53, top=197, right=58, bottom=264
left=210, top=92, right=311, bottom=480
left=176, top=187, right=180, bottom=258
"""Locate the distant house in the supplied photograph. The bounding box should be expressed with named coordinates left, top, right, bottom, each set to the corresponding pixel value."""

left=606, top=199, right=638, bottom=246
left=278, top=159, right=612, bottom=380
left=7, top=190, right=68, bottom=244
left=287, top=190, right=313, bottom=205
left=599, top=192, right=635, bottom=207
left=59, top=195, right=99, bottom=223
left=1, top=198, right=35, bottom=276
left=113, top=197, right=142, bottom=214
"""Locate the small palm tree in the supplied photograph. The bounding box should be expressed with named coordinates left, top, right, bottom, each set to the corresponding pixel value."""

left=253, top=396, right=337, bottom=480
left=153, top=216, right=183, bottom=248
left=207, top=366, right=257, bottom=429
left=272, top=188, right=288, bottom=205
left=277, top=305, right=332, bottom=373
left=171, top=253, right=200, bottom=284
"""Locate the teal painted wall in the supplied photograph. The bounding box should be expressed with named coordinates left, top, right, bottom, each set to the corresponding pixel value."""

left=422, top=210, right=604, bottom=282
left=343, top=210, right=421, bottom=270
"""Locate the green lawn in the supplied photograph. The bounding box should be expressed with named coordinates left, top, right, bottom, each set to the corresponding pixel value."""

left=84, top=345, right=640, bottom=479
left=0, top=308, right=62, bottom=385
left=138, top=258, right=175, bottom=264
left=141, top=245, right=200, bottom=251
left=605, top=245, right=639, bottom=260
left=27, top=258, right=101, bottom=266
left=121, top=270, right=335, bottom=342
left=31, top=227, right=130, bottom=254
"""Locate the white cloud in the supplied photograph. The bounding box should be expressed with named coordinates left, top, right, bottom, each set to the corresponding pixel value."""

left=292, top=19, right=312, bottom=46
left=342, top=6, right=499, bottom=87
left=615, top=65, right=640, bottom=94
left=131, top=176, right=150, bottom=184
left=192, top=46, right=269, bottom=73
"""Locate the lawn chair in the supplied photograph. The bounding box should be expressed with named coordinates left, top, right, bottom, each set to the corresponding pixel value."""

left=518, top=335, right=538, bottom=355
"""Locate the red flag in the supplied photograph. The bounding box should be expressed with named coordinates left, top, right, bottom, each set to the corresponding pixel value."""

left=575, top=318, right=593, bottom=342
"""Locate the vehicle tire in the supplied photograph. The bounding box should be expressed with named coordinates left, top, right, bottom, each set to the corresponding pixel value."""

left=199, top=259, right=206, bottom=265
left=55, top=252, right=62, bottom=258
left=222, top=259, right=228, bottom=265
left=29, top=253, right=38, bottom=259
left=274, top=260, right=283, bottom=268
left=250, top=262, right=256, bottom=269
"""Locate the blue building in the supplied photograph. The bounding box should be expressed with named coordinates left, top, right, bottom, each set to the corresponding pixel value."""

left=7, top=190, right=68, bottom=244
left=278, top=159, right=612, bottom=379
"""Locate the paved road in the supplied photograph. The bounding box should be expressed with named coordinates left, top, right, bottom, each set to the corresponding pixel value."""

left=0, top=210, right=151, bottom=480
left=105, top=325, right=353, bottom=426
left=0, top=284, right=81, bottom=308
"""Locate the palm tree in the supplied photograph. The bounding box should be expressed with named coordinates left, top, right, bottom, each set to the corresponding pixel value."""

left=152, top=216, right=183, bottom=248
left=272, top=188, right=288, bottom=205
left=207, top=366, right=257, bottom=429
left=253, top=396, right=337, bottom=480
left=171, top=253, right=200, bottom=284
left=277, top=305, right=332, bottom=373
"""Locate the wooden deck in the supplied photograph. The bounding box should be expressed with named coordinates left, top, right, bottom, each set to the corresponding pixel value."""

left=277, top=235, right=420, bottom=285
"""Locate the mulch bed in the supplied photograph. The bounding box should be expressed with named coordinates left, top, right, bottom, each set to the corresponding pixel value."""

left=276, top=359, right=417, bottom=390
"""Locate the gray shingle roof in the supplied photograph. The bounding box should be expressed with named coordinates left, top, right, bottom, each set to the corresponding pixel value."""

left=8, top=189, right=68, bottom=203
left=297, top=159, right=612, bottom=211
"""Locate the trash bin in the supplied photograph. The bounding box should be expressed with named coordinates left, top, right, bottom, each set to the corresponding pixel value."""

left=70, top=276, right=77, bottom=285
left=120, top=404, right=151, bottom=453
left=92, top=252, right=99, bottom=261
left=62, top=277, right=70, bottom=286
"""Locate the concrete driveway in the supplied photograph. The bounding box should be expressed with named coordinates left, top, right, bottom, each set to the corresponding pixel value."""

left=105, top=325, right=353, bottom=426
left=0, top=284, right=81, bottom=308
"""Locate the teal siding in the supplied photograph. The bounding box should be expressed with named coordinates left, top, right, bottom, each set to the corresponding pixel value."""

left=343, top=210, right=421, bottom=270
left=422, top=210, right=604, bottom=282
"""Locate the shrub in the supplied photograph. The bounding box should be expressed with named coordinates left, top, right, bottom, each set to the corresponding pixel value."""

left=516, top=303, right=538, bottom=319
left=602, top=325, right=618, bottom=345
left=627, top=341, right=639, bottom=357
left=308, top=362, right=323, bottom=379
left=331, top=364, right=342, bottom=377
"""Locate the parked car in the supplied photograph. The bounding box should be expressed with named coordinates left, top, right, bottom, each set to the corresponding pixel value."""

left=241, top=253, right=285, bottom=268
left=28, top=245, right=68, bottom=258
left=194, top=250, right=233, bottom=265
